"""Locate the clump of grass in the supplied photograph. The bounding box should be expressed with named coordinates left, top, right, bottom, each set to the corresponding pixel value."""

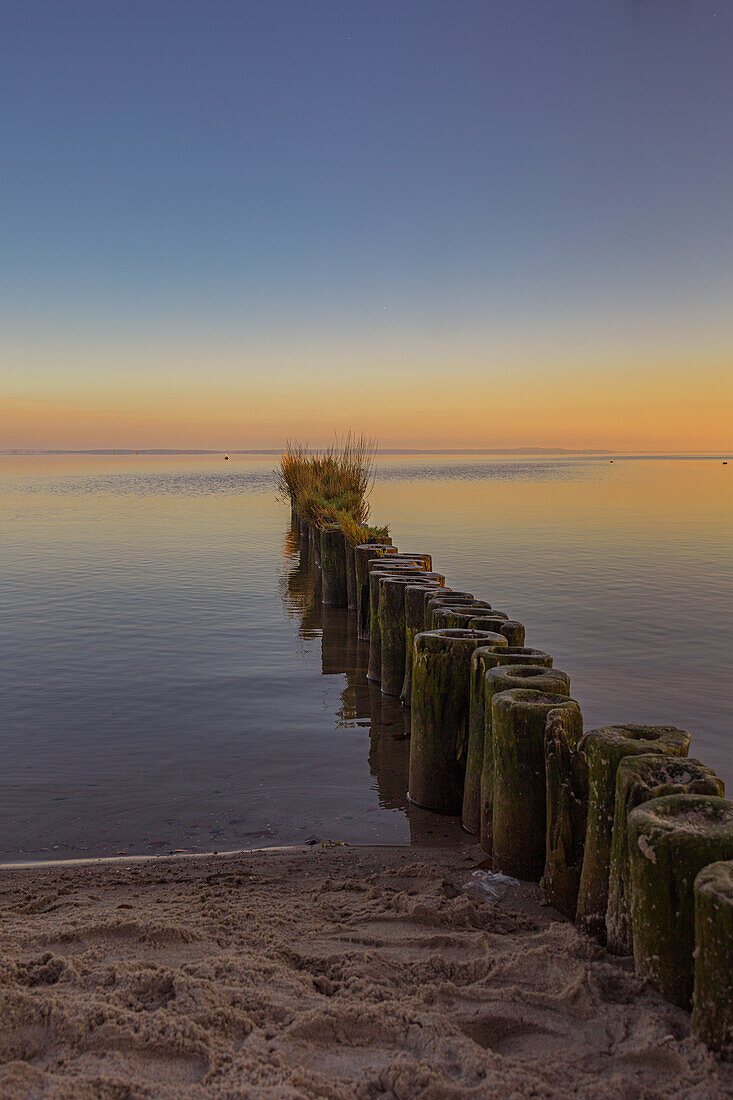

left=335, top=512, right=380, bottom=547
left=336, top=512, right=391, bottom=546
left=276, top=439, right=311, bottom=503
left=276, top=432, right=387, bottom=540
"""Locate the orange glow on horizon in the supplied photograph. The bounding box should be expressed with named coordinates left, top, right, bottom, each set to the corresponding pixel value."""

left=2, top=339, right=731, bottom=453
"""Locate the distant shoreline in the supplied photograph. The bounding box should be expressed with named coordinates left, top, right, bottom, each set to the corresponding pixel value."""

left=2, top=448, right=732, bottom=458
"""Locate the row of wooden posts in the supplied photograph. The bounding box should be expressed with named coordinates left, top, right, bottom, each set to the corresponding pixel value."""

left=293, top=509, right=733, bottom=1057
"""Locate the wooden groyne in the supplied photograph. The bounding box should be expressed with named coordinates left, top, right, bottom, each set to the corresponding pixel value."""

left=286, top=501, right=733, bottom=1058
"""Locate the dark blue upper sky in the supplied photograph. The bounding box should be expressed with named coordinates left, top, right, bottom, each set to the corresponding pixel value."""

left=2, top=1, right=731, bottom=448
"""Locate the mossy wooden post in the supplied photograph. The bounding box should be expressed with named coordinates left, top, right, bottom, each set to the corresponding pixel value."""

left=463, top=646, right=553, bottom=836
left=379, top=573, right=445, bottom=696
left=575, top=725, right=691, bottom=939
left=423, top=592, right=476, bottom=630
left=354, top=544, right=399, bottom=639
left=481, top=664, right=569, bottom=856
left=692, top=860, right=733, bottom=1055
left=320, top=524, right=348, bottom=607
left=606, top=756, right=724, bottom=955
left=469, top=616, right=525, bottom=647
left=367, top=566, right=429, bottom=682
left=399, top=584, right=452, bottom=706
left=409, top=628, right=499, bottom=813
left=308, top=529, right=322, bottom=601
left=492, top=687, right=577, bottom=880
left=344, top=540, right=357, bottom=609
left=433, top=603, right=494, bottom=629
left=378, top=573, right=413, bottom=695
left=628, top=794, right=733, bottom=1008
left=541, top=706, right=588, bottom=918
left=427, top=598, right=487, bottom=631
left=387, top=552, right=433, bottom=570
left=358, top=552, right=432, bottom=641
left=346, top=536, right=391, bottom=611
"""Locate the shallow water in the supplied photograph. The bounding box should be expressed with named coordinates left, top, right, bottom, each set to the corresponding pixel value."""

left=1, top=453, right=731, bottom=861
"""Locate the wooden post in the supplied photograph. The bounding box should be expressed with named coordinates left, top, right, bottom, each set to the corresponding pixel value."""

left=481, top=664, right=570, bottom=855
left=575, top=725, right=691, bottom=939
left=606, top=755, right=723, bottom=955
left=462, top=646, right=553, bottom=836
left=409, top=629, right=501, bottom=814
left=628, top=794, right=733, bottom=1008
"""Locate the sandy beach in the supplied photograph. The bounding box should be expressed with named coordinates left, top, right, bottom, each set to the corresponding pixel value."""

left=0, top=844, right=730, bottom=1098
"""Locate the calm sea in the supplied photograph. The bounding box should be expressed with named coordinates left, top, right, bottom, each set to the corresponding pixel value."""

left=1, top=453, right=731, bottom=861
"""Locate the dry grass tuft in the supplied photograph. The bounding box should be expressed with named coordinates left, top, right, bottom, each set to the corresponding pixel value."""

left=276, top=432, right=386, bottom=539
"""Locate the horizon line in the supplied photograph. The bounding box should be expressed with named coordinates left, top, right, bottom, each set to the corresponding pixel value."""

left=3, top=447, right=732, bottom=458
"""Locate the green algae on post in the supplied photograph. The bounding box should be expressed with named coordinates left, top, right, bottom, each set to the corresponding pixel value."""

left=427, top=597, right=488, bottom=630
left=409, top=629, right=499, bottom=814
left=362, top=552, right=431, bottom=638
left=575, top=725, right=691, bottom=940
left=463, top=647, right=553, bottom=836
left=379, top=573, right=445, bottom=697
left=491, top=685, right=577, bottom=880
left=367, top=566, right=430, bottom=682
left=465, top=611, right=509, bottom=624
left=541, top=705, right=587, bottom=919
left=399, top=583, right=452, bottom=706
left=386, top=552, right=433, bottom=571
left=354, top=544, right=399, bottom=639
left=468, top=616, right=525, bottom=647
left=692, top=860, right=733, bottom=1056
left=481, top=664, right=570, bottom=856
left=346, top=535, right=391, bottom=611
left=433, top=604, right=493, bottom=631
left=462, top=644, right=555, bottom=835
left=320, top=524, right=348, bottom=607
left=606, top=755, right=724, bottom=955
left=628, top=794, right=733, bottom=1008
left=423, top=592, right=476, bottom=630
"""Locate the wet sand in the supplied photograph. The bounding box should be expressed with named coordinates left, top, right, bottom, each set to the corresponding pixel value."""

left=0, top=845, right=730, bottom=1098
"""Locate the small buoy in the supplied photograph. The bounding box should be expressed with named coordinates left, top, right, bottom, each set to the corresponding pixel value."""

left=224, top=454, right=229, bottom=461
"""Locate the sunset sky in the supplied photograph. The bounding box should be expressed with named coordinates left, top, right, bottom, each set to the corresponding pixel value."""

left=2, top=1, right=731, bottom=452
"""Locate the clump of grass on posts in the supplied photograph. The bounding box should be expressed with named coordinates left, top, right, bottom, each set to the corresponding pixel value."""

left=276, top=433, right=386, bottom=540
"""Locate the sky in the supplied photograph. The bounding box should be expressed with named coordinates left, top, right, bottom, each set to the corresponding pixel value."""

left=1, top=0, right=732, bottom=451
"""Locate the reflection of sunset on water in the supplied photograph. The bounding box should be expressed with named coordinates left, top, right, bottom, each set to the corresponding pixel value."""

left=1, top=452, right=730, bottom=859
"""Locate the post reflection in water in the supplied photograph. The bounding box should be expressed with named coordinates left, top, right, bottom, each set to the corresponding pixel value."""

left=280, top=525, right=472, bottom=848
left=4, top=454, right=726, bottom=860
left=280, top=527, right=322, bottom=641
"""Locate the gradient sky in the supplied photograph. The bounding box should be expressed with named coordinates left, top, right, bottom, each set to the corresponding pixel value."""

left=2, top=0, right=732, bottom=451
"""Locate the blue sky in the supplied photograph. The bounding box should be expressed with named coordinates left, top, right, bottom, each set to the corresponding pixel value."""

left=1, top=1, right=731, bottom=449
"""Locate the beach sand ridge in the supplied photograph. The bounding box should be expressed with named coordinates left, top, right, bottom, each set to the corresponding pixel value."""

left=0, top=845, right=730, bottom=1098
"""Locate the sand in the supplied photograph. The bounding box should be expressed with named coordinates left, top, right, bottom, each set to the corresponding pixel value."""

left=0, top=844, right=730, bottom=1099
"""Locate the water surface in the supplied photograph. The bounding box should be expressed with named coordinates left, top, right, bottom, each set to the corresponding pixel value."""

left=1, top=453, right=730, bottom=860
